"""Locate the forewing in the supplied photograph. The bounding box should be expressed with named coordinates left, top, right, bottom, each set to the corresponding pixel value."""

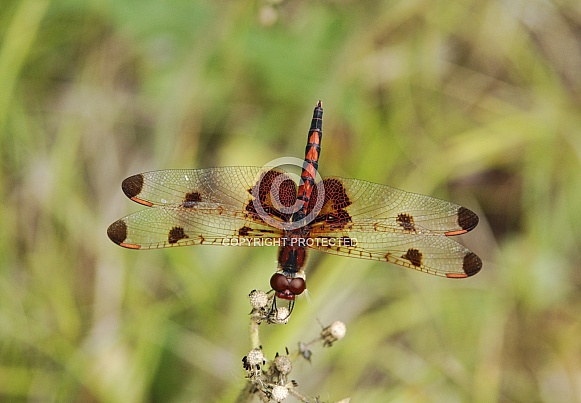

left=119, top=167, right=265, bottom=208
left=310, top=176, right=478, bottom=235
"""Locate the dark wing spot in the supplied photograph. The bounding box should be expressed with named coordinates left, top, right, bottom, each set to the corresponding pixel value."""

left=239, top=226, right=251, bottom=236
left=325, top=178, right=352, bottom=209
left=462, top=252, right=482, bottom=276
left=309, top=178, right=352, bottom=212
left=396, top=213, right=416, bottom=231
left=257, top=170, right=297, bottom=206
left=307, top=178, right=353, bottom=229
left=458, top=207, right=479, bottom=232
left=246, top=169, right=297, bottom=222
left=107, top=220, right=128, bottom=245
left=401, top=248, right=423, bottom=267
left=168, top=226, right=188, bottom=244
left=184, top=191, right=202, bottom=204
left=121, top=174, right=144, bottom=199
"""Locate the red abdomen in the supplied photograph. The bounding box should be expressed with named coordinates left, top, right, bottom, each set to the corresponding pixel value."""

left=294, top=100, right=323, bottom=219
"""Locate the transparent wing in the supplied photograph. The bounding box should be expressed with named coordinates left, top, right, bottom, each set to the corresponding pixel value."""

left=107, top=203, right=283, bottom=249
left=118, top=167, right=266, bottom=208
left=307, top=177, right=481, bottom=277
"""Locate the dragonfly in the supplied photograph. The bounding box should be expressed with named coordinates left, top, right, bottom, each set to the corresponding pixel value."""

left=107, top=101, right=481, bottom=303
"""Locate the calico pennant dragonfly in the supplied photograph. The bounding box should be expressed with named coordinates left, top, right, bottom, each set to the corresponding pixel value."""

left=107, top=101, right=481, bottom=302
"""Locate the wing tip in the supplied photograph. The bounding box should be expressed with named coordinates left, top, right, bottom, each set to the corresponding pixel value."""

left=107, top=219, right=138, bottom=248
left=457, top=206, right=479, bottom=232
left=446, top=252, right=482, bottom=278
left=122, top=174, right=146, bottom=201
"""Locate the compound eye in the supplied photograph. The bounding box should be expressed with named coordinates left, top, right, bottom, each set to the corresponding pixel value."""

left=270, top=273, right=289, bottom=292
left=288, top=277, right=306, bottom=295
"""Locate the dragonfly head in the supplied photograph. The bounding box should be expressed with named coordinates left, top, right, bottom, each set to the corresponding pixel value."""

left=270, top=272, right=306, bottom=300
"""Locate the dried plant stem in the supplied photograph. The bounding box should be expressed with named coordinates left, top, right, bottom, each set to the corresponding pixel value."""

left=239, top=290, right=349, bottom=402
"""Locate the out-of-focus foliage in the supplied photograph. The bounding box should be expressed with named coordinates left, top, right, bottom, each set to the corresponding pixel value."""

left=1, top=0, right=580, bottom=401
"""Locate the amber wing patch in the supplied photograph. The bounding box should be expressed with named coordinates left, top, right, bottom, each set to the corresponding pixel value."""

left=246, top=169, right=297, bottom=222
left=309, top=178, right=352, bottom=229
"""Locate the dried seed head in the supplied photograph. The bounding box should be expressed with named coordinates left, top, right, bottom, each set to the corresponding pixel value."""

left=271, top=307, right=290, bottom=324
left=321, top=321, right=346, bottom=346
left=246, top=348, right=265, bottom=367
left=249, top=290, right=269, bottom=309
left=273, top=355, right=292, bottom=375
left=271, top=384, right=289, bottom=401
left=328, top=321, right=346, bottom=339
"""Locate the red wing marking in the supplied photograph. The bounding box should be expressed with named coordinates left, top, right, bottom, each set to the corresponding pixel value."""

left=446, top=273, right=468, bottom=279
left=120, top=242, right=141, bottom=250
left=130, top=197, right=153, bottom=207
left=444, top=229, right=468, bottom=236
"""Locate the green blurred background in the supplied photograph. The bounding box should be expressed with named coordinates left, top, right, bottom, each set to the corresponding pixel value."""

left=2, top=0, right=581, bottom=401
